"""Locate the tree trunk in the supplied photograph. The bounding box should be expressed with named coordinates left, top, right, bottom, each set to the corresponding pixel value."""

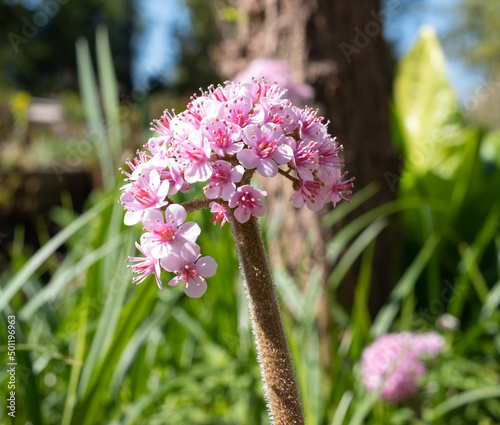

left=216, top=0, right=400, bottom=354
left=305, top=0, right=401, bottom=312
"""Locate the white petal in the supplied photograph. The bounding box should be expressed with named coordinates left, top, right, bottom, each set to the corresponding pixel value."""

left=177, top=222, right=201, bottom=244
left=165, top=204, right=187, bottom=226
left=124, top=210, right=143, bottom=226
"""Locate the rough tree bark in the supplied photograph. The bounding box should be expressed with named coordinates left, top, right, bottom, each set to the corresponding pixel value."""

left=216, top=0, right=400, bottom=356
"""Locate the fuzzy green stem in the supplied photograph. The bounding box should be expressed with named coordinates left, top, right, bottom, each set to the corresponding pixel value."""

left=229, top=215, right=304, bottom=425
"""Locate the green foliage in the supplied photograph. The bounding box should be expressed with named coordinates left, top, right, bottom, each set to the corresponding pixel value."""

left=447, top=0, right=500, bottom=76
left=1, top=25, right=499, bottom=425
left=393, top=27, right=500, bottom=316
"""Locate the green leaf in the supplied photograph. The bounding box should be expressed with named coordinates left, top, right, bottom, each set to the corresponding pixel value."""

left=0, top=197, right=111, bottom=313
left=424, top=386, right=500, bottom=421
left=96, top=25, right=122, bottom=160
left=371, top=234, right=441, bottom=338
left=480, top=128, right=500, bottom=169
left=76, top=37, right=115, bottom=190
left=394, top=26, right=467, bottom=179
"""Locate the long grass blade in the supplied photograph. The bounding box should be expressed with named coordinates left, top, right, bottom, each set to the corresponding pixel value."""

left=448, top=205, right=500, bottom=317
left=331, top=391, right=353, bottom=425
left=328, top=218, right=387, bottom=289
left=424, top=386, right=500, bottom=421
left=18, top=235, right=123, bottom=320
left=96, top=25, right=122, bottom=159
left=61, top=293, right=89, bottom=425
left=371, top=234, right=440, bottom=338
left=76, top=37, right=114, bottom=189
left=0, top=197, right=111, bottom=313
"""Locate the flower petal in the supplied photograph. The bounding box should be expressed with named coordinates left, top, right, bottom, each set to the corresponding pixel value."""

left=234, top=206, right=251, bottom=223
left=221, top=182, right=236, bottom=201
left=184, top=275, right=207, bottom=298
left=204, top=184, right=221, bottom=199
left=161, top=252, right=185, bottom=272
left=177, top=222, right=201, bottom=244
left=196, top=256, right=218, bottom=277
left=164, top=204, right=187, bottom=226
left=143, top=209, right=165, bottom=231
left=237, top=149, right=259, bottom=170
left=181, top=241, right=200, bottom=263
left=124, top=210, right=144, bottom=226
left=168, top=275, right=182, bottom=287
left=257, top=158, right=278, bottom=177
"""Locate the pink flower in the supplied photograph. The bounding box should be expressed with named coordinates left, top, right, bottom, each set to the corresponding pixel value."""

left=141, top=205, right=201, bottom=259
left=288, top=139, right=319, bottom=181
left=176, top=130, right=213, bottom=184
left=217, top=95, right=253, bottom=128
left=209, top=202, right=230, bottom=227
left=120, top=151, right=153, bottom=180
left=161, top=242, right=218, bottom=298
left=234, top=58, right=314, bottom=104
left=316, top=137, right=343, bottom=178
left=150, top=109, right=176, bottom=137
left=321, top=169, right=354, bottom=207
left=295, top=107, right=326, bottom=142
left=203, top=160, right=244, bottom=201
left=163, top=158, right=187, bottom=195
left=361, top=332, right=443, bottom=403
left=290, top=180, right=324, bottom=211
left=185, top=97, right=220, bottom=129
left=146, top=136, right=170, bottom=157
left=120, top=170, right=170, bottom=225
left=238, top=123, right=293, bottom=177
left=413, top=332, right=445, bottom=357
left=126, top=242, right=163, bottom=289
left=200, top=117, right=244, bottom=156
left=228, top=185, right=267, bottom=223
left=120, top=79, right=354, bottom=295
left=262, top=101, right=298, bottom=136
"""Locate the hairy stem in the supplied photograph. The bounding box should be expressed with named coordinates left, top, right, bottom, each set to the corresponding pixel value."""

left=229, top=215, right=304, bottom=425
left=278, top=167, right=300, bottom=185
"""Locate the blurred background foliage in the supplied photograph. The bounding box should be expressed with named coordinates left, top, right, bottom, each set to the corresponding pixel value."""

left=1, top=0, right=500, bottom=424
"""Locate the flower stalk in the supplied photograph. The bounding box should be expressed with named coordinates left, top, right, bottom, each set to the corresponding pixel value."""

left=230, top=215, right=304, bottom=425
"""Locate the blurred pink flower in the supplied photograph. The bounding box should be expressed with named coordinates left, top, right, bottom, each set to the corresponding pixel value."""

left=413, top=331, right=445, bottom=357
left=361, top=332, right=444, bottom=403
left=234, top=58, right=314, bottom=104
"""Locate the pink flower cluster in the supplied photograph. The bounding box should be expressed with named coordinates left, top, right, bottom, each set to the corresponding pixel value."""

left=361, top=332, right=444, bottom=403
left=120, top=79, right=353, bottom=296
